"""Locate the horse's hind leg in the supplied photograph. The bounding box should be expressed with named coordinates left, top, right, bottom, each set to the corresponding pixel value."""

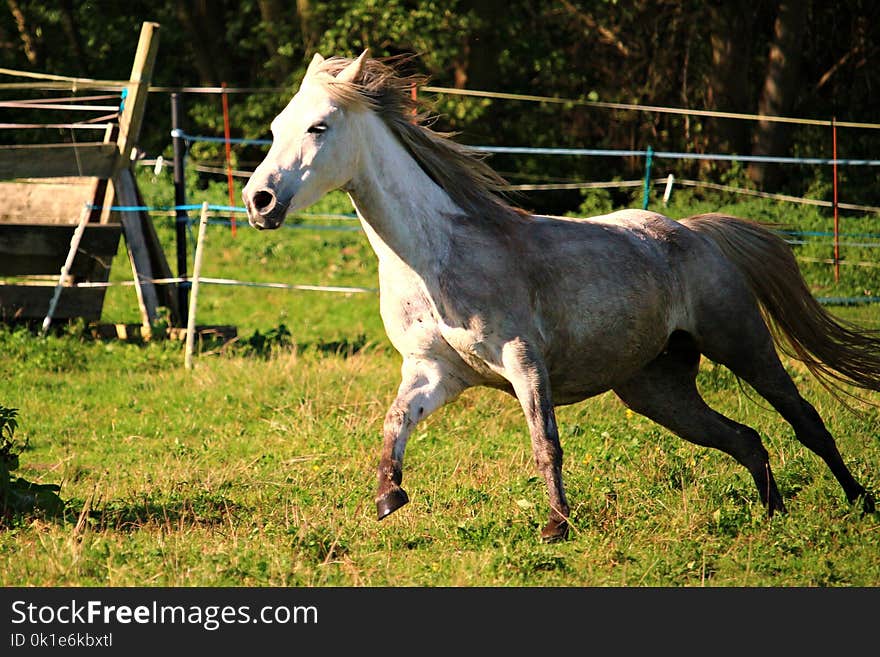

left=704, top=330, right=876, bottom=514
left=613, top=332, right=786, bottom=514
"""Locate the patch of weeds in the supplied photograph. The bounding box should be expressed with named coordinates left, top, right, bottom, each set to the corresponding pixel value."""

left=663, top=452, right=698, bottom=491
left=149, top=306, right=173, bottom=341
left=86, top=489, right=242, bottom=532
left=290, top=526, right=349, bottom=562
left=769, top=534, right=806, bottom=558
left=0, top=325, right=87, bottom=374
left=386, top=532, right=436, bottom=551
left=517, top=551, right=569, bottom=574
left=0, top=405, right=64, bottom=525
left=680, top=556, right=718, bottom=584
left=775, top=456, right=815, bottom=499
left=815, top=559, right=850, bottom=586
left=696, top=363, right=740, bottom=393
left=459, top=486, right=491, bottom=506
left=708, top=502, right=752, bottom=538
left=97, top=338, right=182, bottom=372
left=717, top=479, right=759, bottom=508
left=609, top=548, right=638, bottom=567
left=401, top=534, right=435, bottom=550
left=455, top=517, right=508, bottom=546
left=492, top=548, right=570, bottom=579
left=285, top=485, right=315, bottom=506
left=669, top=540, right=720, bottom=584
left=564, top=423, right=586, bottom=438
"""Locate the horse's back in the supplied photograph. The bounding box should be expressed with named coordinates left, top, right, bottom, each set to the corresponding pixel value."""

left=522, top=208, right=702, bottom=323
left=515, top=209, right=761, bottom=398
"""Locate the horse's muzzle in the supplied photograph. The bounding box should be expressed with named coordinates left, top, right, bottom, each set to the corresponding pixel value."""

left=242, top=187, right=287, bottom=230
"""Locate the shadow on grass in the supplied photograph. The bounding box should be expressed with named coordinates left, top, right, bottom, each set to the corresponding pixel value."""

left=1, top=406, right=66, bottom=528
left=3, top=490, right=246, bottom=533
left=2, top=404, right=244, bottom=533
left=296, top=333, right=372, bottom=358
left=1, top=477, right=65, bottom=527
left=204, top=325, right=375, bottom=359
left=75, top=492, right=246, bottom=533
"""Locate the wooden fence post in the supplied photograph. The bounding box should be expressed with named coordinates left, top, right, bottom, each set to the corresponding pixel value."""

left=185, top=202, right=210, bottom=370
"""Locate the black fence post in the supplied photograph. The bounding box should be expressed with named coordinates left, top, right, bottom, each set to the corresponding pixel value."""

left=171, top=92, right=190, bottom=327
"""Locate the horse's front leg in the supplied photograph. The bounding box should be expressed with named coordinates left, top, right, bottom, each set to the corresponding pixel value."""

left=503, top=341, right=570, bottom=542
left=376, top=358, right=463, bottom=520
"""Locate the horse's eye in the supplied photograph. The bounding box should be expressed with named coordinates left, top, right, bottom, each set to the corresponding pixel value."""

left=307, top=122, right=328, bottom=134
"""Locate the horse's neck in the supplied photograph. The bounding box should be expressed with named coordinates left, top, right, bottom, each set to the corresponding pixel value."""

left=346, top=115, right=459, bottom=277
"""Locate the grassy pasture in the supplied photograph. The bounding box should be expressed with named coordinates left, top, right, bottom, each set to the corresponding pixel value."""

left=1, top=180, right=879, bottom=587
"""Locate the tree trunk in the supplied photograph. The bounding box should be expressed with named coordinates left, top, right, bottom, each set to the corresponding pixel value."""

left=175, top=0, right=216, bottom=84
left=257, top=0, right=282, bottom=59
left=456, top=0, right=510, bottom=90
left=175, top=0, right=233, bottom=85
left=296, top=0, right=316, bottom=52
left=59, top=0, right=88, bottom=76
left=748, top=0, right=808, bottom=188
left=7, top=0, right=39, bottom=66
left=257, top=0, right=298, bottom=82
left=705, top=1, right=752, bottom=155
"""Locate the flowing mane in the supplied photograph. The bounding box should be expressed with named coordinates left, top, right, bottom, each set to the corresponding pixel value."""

left=310, top=55, right=526, bottom=222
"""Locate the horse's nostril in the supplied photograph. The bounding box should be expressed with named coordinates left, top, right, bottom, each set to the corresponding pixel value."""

left=252, top=190, right=275, bottom=212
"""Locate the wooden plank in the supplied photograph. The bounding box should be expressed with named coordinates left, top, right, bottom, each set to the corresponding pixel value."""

left=88, top=122, right=117, bottom=224
left=95, top=125, right=119, bottom=224
left=0, top=178, right=99, bottom=225
left=113, top=167, right=158, bottom=329
left=116, top=22, right=160, bottom=164
left=0, top=223, right=121, bottom=277
left=88, top=323, right=237, bottom=343
left=0, top=285, right=107, bottom=321
left=0, top=143, right=118, bottom=180
left=87, top=177, right=110, bottom=224
left=130, top=167, right=180, bottom=323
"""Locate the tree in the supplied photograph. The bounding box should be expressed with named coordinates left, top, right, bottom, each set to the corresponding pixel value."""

left=748, top=0, right=809, bottom=187
left=0, top=1, right=877, bottom=209
left=58, top=0, right=88, bottom=76
left=6, top=0, right=38, bottom=66
left=705, top=1, right=757, bottom=155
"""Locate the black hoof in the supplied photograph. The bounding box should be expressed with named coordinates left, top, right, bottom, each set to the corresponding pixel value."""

left=376, top=487, right=409, bottom=520
left=540, top=517, right=569, bottom=542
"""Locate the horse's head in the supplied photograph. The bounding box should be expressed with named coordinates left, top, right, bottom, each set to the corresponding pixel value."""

left=242, top=51, right=369, bottom=230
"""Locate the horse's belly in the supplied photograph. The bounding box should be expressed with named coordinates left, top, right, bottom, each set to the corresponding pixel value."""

left=543, top=309, right=673, bottom=404
left=547, top=357, right=646, bottom=404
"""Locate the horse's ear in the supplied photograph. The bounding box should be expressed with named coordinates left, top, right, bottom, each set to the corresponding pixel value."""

left=306, top=53, right=325, bottom=78
left=336, top=49, right=369, bottom=84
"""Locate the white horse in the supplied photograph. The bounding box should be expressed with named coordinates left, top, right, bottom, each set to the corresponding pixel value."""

left=243, top=51, right=878, bottom=541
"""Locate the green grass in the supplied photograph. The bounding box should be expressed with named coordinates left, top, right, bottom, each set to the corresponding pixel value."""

left=1, top=181, right=880, bottom=587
